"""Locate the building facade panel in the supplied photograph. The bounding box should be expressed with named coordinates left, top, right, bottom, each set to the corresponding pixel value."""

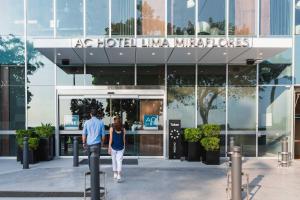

left=0, top=0, right=297, bottom=159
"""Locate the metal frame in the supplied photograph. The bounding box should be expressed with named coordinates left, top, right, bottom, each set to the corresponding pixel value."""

left=56, top=88, right=166, bottom=158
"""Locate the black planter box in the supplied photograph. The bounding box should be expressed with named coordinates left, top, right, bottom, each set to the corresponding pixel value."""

left=203, top=150, right=220, bottom=165
left=187, top=142, right=200, bottom=161
left=19, top=150, right=39, bottom=164
left=37, top=136, right=54, bottom=161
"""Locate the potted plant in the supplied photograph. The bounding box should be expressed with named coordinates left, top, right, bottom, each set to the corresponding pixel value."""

left=184, top=128, right=202, bottom=161
left=35, top=123, right=55, bottom=161
left=16, top=129, right=39, bottom=164
left=200, top=124, right=221, bottom=165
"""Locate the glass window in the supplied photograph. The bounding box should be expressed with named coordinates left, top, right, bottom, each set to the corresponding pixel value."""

left=56, top=0, right=83, bottom=37
left=260, top=0, right=292, bottom=36
left=137, top=0, right=166, bottom=36
left=295, top=36, right=300, bottom=83
left=228, top=87, right=256, bottom=156
left=56, top=66, right=84, bottom=86
left=0, top=86, right=25, bottom=130
left=0, top=65, right=25, bottom=86
left=296, top=0, right=300, bottom=34
left=137, top=65, right=165, bottom=85
left=27, top=0, right=54, bottom=37
left=112, top=0, right=135, bottom=35
left=86, top=66, right=134, bottom=85
left=27, top=86, right=55, bottom=128
left=258, top=86, right=291, bottom=157
left=198, top=65, right=226, bottom=86
left=0, top=0, right=24, bottom=36
left=86, top=0, right=109, bottom=36
left=229, top=0, right=257, bottom=35
left=0, top=36, right=25, bottom=66
left=167, top=0, right=195, bottom=35
left=167, top=65, right=195, bottom=128
left=27, top=49, right=55, bottom=86
left=0, top=134, right=16, bottom=156
left=259, top=63, right=292, bottom=85
left=198, top=0, right=225, bottom=35
left=228, top=65, right=256, bottom=86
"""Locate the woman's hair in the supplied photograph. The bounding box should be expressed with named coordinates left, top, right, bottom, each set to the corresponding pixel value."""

left=114, top=116, right=122, bottom=132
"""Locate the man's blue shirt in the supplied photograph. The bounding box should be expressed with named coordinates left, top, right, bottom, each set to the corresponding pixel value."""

left=82, top=117, right=105, bottom=145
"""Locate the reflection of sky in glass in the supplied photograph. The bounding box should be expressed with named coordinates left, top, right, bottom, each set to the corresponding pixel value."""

left=86, top=0, right=109, bottom=36
left=259, top=86, right=291, bottom=130
left=27, top=86, right=55, bottom=127
left=28, top=54, right=55, bottom=85
left=228, top=87, right=256, bottom=130
left=199, top=0, right=225, bottom=22
left=27, top=0, right=53, bottom=37
left=0, top=0, right=24, bottom=35
left=168, top=0, right=195, bottom=30
left=111, top=0, right=134, bottom=23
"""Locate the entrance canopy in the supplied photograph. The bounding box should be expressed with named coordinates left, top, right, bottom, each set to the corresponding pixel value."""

left=33, top=37, right=292, bottom=65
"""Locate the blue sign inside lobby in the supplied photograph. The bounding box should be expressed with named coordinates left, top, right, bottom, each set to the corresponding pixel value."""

left=144, top=115, right=159, bottom=130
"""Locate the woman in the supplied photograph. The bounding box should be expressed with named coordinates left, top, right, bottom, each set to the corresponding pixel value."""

left=108, top=116, right=126, bottom=182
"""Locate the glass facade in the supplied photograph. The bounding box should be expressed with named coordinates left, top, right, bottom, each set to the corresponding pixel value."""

left=198, top=0, right=225, bottom=35
left=0, top=0, right=297, bottom=158
left=229, top=0, right=257, bottom=35
left=260, top=0, right=292, bottom=36
left=167, top=0, right=195, bottom=35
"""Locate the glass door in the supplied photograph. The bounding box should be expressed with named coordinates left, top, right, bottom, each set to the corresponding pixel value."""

left=58, top=94, right=164, bottom=157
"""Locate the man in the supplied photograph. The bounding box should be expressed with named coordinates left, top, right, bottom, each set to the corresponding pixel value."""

left=82, top=108, right=105, bottom=169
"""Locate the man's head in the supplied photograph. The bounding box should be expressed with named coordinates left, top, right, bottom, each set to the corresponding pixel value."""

left=90, top=108, right=97, bottom=117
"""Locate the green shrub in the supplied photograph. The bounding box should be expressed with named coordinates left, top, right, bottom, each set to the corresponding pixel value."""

left=201, top=137, right=220, bottom=151
left=184, top=128, right=202, bottom=142
left=201, top=124, right=221, bottom=138
left=16, top=129, right=39, bottom=150
left=35, top=123, right=54, bottom=138
left=28, top=137, right=39, bottom=150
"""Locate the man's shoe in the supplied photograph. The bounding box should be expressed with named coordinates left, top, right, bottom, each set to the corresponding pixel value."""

left=113, top=172, right=118, bottom=179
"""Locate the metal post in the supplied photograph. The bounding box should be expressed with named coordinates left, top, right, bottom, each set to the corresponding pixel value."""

left=73, top=136, right=79, bottom=167
left=281, top=137, right=289, bottom=167
left=229, top=137, right=235, bottom=153
left=23, top=137, right=29, bottom=169
left=90, top=146, right=100, bottom=200
left=231, top=146, right=242, bottom=200
left=228, top=137, right=235, bottom=167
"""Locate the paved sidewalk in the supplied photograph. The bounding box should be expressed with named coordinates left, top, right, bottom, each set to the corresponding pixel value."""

left=0, top=158, right=300, bottom=200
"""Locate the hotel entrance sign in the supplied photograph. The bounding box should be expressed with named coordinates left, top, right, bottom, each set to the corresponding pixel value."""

left=73, top=37, right=251, bottom=48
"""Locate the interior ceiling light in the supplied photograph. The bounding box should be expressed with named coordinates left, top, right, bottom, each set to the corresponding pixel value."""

left=57, top=53, right=61, bottom=56
left=89, top=52, right=94, bottom=56
left=259, top=52, right=263, bottom=56
left=223, top=52, right=227, bottom=55
left=187, top=0, right=195, bottom=8
left=187, top=52, right=191, bottom=55
left=119, top=52, right=123, bottom=55
left=151, top=52, right=156, bottom=56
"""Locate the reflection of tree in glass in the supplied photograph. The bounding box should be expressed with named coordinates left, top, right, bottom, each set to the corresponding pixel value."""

left=105, top=99, right=138, bottom=129
left=137, top=1, right=165, bottom=35
left=0, top=35, right=43, bottom=108
left=167, top=20, right=195, bottom=35
left=70, top=98, right=104, bottom=128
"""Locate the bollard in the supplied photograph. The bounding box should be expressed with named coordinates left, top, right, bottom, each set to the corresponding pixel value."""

left=281, top=137, right=289, bottom=167
left=23, top=137, right=29, bottom=169
left=90, top=146, right=100, bottom=200
left=228, top=137, right=235, bottom=166
left=231, top=146, right=242, bottom=200
left=73, top=136, right=79, bottom=167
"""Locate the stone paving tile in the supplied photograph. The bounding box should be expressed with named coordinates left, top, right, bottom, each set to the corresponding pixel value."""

left=0, top=158, right=299, bottom=200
